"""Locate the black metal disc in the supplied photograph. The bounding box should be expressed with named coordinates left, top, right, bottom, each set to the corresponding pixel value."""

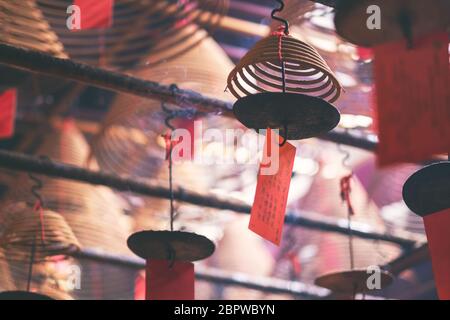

left=335, top=0, right=450, bottom=47
left=315, top=269, right=394, bottom=294
left=402, top=162, right=450, bottom=217
left=0, top=291, right=54, bottom=300
left=233, top=92, right=340, bottom=140
left=127, top=230, right=215, bottom=262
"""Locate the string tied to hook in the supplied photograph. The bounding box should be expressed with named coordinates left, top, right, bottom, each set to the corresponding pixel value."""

left=271, top=0, right=289, bottom=35
left=340, top=173, right=354, bottom=216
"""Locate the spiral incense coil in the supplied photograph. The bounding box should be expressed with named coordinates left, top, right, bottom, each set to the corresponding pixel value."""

left=1, top=122, right=133, bottom=256
left=0, top=250, right=15, bottom=291
left=90, top=35, right=234, bottom=176
left=35, top=0, right=228, bottom=69
left=0, top=203, right=80, bottom=262
left=0, top=0, right=66, bottom=58
left=227, top=33, right=342, bottom=103
left=7, top=259, right=75, bottom=300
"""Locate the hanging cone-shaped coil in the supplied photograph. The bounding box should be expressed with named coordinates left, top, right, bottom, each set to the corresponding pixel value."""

left=227, top=32, right=341, bottom=102
left=227, top=31, right=342, bottom=140
left=36, top=0, right=228, bottom=69
left=7, top=259, right=75, bottom=300
left=0, top=250, right=15, bottom=291
left=90, top=34, right=234, bottom=176
left=1, top=121, right=132, bottom=256
left=0, top=0, right=66, bottom=57
left=0, top=203, right=80, bottom=262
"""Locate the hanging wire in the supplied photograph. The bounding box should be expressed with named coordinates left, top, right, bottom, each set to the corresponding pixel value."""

left=27, top=170, right=46, bottom=292
left=270, top=0, right=290, bottom=147
left=271, top=0, right=289, bottom=35
left=336, top=142, right=357, bottom=298
left=161, top=103, right=176, bottom=232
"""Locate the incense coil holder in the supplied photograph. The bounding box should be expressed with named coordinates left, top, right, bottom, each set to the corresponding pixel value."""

left=0, top=203, right=80, bottom=262
left=315, top=269, right=394, bottom=295
left=227, top=33, right=342, bottom=102
left=35, top=0, right=228, bottom=69
left=0, top=0, right=67, bottom=58
left=127, top=230, right=215, bottom=262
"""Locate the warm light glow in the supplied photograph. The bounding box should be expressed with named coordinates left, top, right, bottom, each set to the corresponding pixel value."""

left=339, top=114, right=373, bottom=129
left=293, top=157, right=319, bottom=176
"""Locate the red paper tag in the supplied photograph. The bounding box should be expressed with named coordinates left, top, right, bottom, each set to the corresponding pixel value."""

left=146, top=260, right=195, bottom=300
left=423, top=209, right=450, bottom=300
left=134, top=271, right=145, bottom=300
left=74, top=0, right=113, bottom=30
left=249, top=128, right=296, bottom=245
left=0, top=89, right=17, bottom=139
left=373, top=32, right=450, bottom=166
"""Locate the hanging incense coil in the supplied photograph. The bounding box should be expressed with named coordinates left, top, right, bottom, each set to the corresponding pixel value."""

left=227, top=32, right=342, bottom=140
left=1, top=121, right=132, bottom=256
left=274, top=163, right=401, bottom=284
left=35, top=0, right=228, bottom=69
left=0, top=0, right=66, bottom=58
left=0, top=203, right=80, bottom=262
left=227, top=33, right=341, bottom=102
left=7, top=259, right=75, bottom=300
left=90, top=35, right=234, bottom=177
left=354, top=160, right=426, bottom=235
left=0, top=250, right=15, bottom=291
left=315, top=269, right=394, bottom=296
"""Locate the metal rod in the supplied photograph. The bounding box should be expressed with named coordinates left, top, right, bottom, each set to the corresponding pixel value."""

left=0, top=149, right=422, bottom=247
left=73, top=248, right=328, bottom=299
left=0, top=43, right=233, bottom=115
left=0, top=43, right=379, bottom=152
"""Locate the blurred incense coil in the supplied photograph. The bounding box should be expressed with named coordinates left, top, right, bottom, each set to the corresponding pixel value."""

left=0, top=250, right=15, bottom=291
left=1, top=121, right=132, bottom=256
left=90, top=35, right=234, bottom=177
left=0, top=0, right=66, bottom=57
left=7, top=259, right=75, bottom=299
left=279, top=164, right=401, bottom=282
left=0, top=203, right=80, bottom=262
left=227, top=33, right=342, bottom=102
left=36, top=0, right=228, bottom=69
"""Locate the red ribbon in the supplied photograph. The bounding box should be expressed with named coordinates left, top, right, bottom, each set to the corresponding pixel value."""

left=271, top=26, right=288, bottom=63
left=340, top=174, right=354, bottom=216
left=33, top=200, right=46, bottom=243
left=286, top=252, right=301, bottom=277
left=163, top=132, right=178, bottom=161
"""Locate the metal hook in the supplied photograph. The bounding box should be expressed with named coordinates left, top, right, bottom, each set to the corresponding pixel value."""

left=271, top=0, right=289, bottom=35
left=337, top=143, right=351, bottom=170
left=279, top=123, right=288, bottom=147
left=28, top=173, right=44, bottom=206
left=161, top=102, right=176, bottom=131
